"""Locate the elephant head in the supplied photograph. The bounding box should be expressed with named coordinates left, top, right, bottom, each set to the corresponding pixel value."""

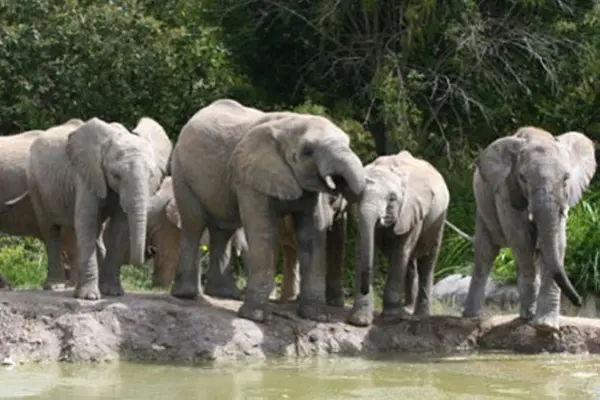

left=476, top=129, right=597, bottom=307
left=131, top=117, right=173, bottom=177
left=66, top=117, right=162, bottom=266
left=354, top=153, right=434, bottom=294
left=229, top=113, right=366, bottom=203
left=146, top=177, right=182, bottom=287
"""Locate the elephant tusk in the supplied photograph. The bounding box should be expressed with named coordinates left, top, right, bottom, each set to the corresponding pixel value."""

left=528, top=212, right=534, bottom=222
left=324, top=175, right=337, bottom=190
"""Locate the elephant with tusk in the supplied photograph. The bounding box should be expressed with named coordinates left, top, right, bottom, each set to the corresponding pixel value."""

left=462, top=126, right=597, bottom=332
left=169, top=99, right=366, bottom=323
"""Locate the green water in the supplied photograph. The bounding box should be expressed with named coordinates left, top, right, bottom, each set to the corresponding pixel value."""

left=2, top=354, right=600, bottom=399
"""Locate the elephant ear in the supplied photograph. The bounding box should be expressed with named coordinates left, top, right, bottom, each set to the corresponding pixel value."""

left=393, top=169, right=432, bottom=236
left=476, top=136, right=527, bottom=209
left=65, top=118, right=119, bottom=199
left=556, top=131, right=597, bottom=207
left=132, top=117, right=173, bottom=177
left=229, top=123, right=303, bottom=200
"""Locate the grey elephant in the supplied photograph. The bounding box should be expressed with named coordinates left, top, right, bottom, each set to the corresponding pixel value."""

left=347, top=150, right=450, bottom=327
left=462, top=126, right=596, bottom=332
left=23, top=117, right=162, bottom=299
left=100, top=117, right=173, bottom=289
left=0, top=121, right=98, bottom=289
left=170, top=99, right=365, bottom=322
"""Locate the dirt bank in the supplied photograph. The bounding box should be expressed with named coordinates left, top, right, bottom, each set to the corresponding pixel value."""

left=2, top=290, right=600, bottom=365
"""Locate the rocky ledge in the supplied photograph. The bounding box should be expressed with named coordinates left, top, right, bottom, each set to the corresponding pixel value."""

left=2, top=289, right=600, bottom=365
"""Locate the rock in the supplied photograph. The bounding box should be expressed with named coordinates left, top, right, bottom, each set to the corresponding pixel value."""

left=2, top=289, right=600, bottom=365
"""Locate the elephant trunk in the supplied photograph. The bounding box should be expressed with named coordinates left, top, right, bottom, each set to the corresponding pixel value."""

left=533, top=191, right=582, bottom=307
left=357, top=200, right=378, bottom=295
left=318, top=148, right=366, bottom=200
left=126, top=184, right=149, bottom=267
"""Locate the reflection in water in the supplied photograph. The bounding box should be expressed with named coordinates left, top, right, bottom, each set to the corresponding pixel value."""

left=1, top=353, right=600, bottom=399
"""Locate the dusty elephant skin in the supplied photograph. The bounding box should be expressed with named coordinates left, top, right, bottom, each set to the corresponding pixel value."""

left=1, top=290, right=600, bottom=365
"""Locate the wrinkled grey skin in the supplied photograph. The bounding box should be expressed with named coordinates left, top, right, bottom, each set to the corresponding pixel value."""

left=170, top=99, right=366, bottom=323
left=101, top=117, right=173, bottom=291
left=462, top=127, right=597, bottom=332
left=0, top=125, right=85, bottom=288
left=23, top=117, right=162, bottom=300
left=347, top=150, right=450, bottom=327
left=269, top=192, right=349, bottom=305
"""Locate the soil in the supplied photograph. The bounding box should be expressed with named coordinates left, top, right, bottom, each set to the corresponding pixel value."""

left=2, top=289, right=600, bottom=365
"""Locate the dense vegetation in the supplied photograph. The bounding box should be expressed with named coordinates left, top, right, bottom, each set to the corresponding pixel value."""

left=1, top=0, right=599, bottom=298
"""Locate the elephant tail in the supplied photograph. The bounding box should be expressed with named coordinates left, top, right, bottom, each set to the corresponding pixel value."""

left=0, top=191, right=28, bottom=214
left=553, top=270, right=583, bottom=307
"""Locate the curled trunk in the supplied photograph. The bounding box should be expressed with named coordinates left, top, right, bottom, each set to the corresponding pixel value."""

left=317, top=149, right=366, bottom=199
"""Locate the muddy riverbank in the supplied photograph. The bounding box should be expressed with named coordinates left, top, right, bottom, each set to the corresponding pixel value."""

left=2, top=290, right=600, bottom=365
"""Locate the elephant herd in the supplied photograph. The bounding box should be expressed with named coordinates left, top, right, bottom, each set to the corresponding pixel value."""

left=0, top=100, right=596, bottom=332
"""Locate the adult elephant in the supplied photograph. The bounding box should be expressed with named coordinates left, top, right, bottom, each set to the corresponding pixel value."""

left=462, top=127, right=596, bottom=332
left=347, top=150, right=450, bottom=327
left=0, top=121, right=99, bottom=289
left=99, top=117, right=173, bottom=292
left=170, top=99, right=365, bottom=322
left=24, top=117, right=162, bottom=299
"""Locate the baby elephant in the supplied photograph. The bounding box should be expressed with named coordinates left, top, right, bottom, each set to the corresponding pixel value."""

left=348, top=150, right=450, bottom=326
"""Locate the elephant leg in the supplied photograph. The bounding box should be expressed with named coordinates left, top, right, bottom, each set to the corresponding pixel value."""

left=326, top=214, right=346, bottom=307
left=295, top=205, right=328, bottom=322
left=532, top=228, right=566, bottom=332
left=280, top=244, right=300, bottom=302
left=237, top=192, right=279, bottom=323
left=204, top=228, right=240, bottom=300
left=463, top=216, right=500, bottom=318
left=512, top=247, right=540, bottom=320
left=99, top=210, right=128, bottom=296
left=347, top=233, right=377, bottom=327
left=42, top=224, right=67, bottom=291
left=170, top=175, right=207, bottom=299
left=413, top=221, right=444, bottom=317
left=73, top=189, right=102, bottom=300
left=404, top=259, right=418, bottom=313
left=382, top=235, right=415, bottom=318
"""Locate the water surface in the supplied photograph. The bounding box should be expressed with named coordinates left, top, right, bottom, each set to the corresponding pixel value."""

left=2, top=353, right=600, bottom=399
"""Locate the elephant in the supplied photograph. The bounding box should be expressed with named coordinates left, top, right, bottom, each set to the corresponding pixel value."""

left=0, top=122, right=92, bottom=289
left=169, top=99, right=365, bottom=323
left=22, top=117, right=163, bottom=299
left=137, top=177, right=347, bottom=305
left=99, top=117, right=173, bottom=288
left=462, top=126, right=596, bottom=332
left=347, top=150, right=450, bottom=326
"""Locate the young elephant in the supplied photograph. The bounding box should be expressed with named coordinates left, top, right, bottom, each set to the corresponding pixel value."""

left=348, top=150, right=450, bottom=327
left=170, top=99, right=365, bottom=323
left=24, top=117, right=163, bottom=299
left=462, top=127, right=596, bottom=332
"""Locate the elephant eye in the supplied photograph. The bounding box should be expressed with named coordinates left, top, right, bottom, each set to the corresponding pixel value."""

left=301, top=145, right=314, bottom=157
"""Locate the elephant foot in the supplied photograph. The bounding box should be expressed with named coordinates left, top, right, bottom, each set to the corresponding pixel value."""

left=381, top=305, right=412, bottom=319
left=99, top=280, right=124, bottom=297
left=519, top=306, right=535, bottom=321
left=413, top=302, right=430, bottom=317
left=43, top=281, right=67, bottom=291
left=204, top=280, right=242, bottom=300
left=462, top=306, right=483, bottom=319
left=171, top=279, right=200, bottom=299
left=347, top=304, right=374, bottom=327
left=531, top=313, right=560, bottom=333
left=238, top=301, right=271, bottom=323
left=74, top=283, right=101, bottom=300
left=297, top=302, right=330, bottom=322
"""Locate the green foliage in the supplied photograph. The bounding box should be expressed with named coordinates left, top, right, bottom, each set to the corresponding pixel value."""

left=0, top=236, right=46, bottom=288
left=2, top=0, right=600, bottom=299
